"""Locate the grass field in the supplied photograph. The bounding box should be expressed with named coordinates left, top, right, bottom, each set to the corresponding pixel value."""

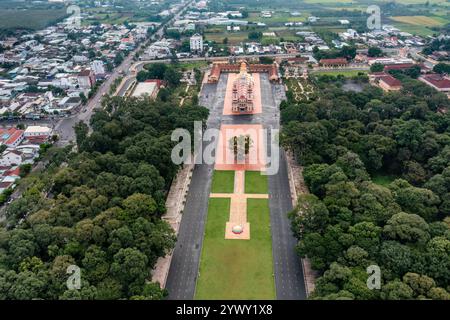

left=245, top=171, right=269, bottom=194
left=175, top=61, right=208, bottom=71
left=195, top=198, right=275, bottom=300
left=211, top=170, right=235, bottom=193
left=372, top=174, right=396, bottom=187
left=245, top=11, right=307, bottom=25
left=0, top=9, right=67, bottom=30
left=313, top=70, right=368, bottom=77
left=205, top=32, right=249, bottom=45
left=390, top=15, right=448, bottom=26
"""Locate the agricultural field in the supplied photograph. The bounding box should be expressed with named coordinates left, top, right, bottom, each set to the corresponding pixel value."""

left=245, top=11, right=307, bottom=25
left=390, top=15, right=448, bottom=27
left=0, top=9, right=68, bottom=30
left=205, top=32, right=249, bottom=45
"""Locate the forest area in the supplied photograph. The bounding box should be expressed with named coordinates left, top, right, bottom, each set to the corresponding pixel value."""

left=0, top=86, right=209, bottom=299
left=282, top=73, right=450, bottom=300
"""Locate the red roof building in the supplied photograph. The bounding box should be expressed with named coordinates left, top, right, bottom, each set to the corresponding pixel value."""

left=319, top=58, right=348, bottom=67
left=208, top=61, right=279, bottom=83
left=0, top=128, right=25, bottom=148
left=419, top=74, right=450, bottom=93
left=369, top=72, right=402, bottom=91
left=383, top=63, right=416, bottom=72
left=4, top=166, right=20, bottom=177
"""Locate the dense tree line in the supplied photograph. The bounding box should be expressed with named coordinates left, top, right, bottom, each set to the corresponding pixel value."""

left=0, top=91, right=208, bottom=299
left=282, top=74, right=450, bottom=299
left=137, top=63, right=181, bottom=87
left=313, top=46, right=357, bottom=61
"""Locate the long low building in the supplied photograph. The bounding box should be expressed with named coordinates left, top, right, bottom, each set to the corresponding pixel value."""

left=24, top=125, right=52, bottom=137
left=131, top=79, right=164, bottom=99
left=419, top=74, right=450, bottom=96
left=369, top=72, right=402, bottom=92
left=208, top=61, right=279, bottom=83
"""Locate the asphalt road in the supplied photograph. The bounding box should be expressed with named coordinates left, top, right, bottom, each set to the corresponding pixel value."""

left=165, top=77, right=226, bottom=300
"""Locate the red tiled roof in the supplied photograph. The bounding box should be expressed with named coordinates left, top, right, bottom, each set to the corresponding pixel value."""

left=4, top=129, right=24, bottom=146
left=0, top=181, right=13, bottom=189
left=78, top=69, right=92, bottom=77
left=420, top=74, right=450, bottom=89
left=384, top=63, right=415, bottom=71
left=5, top=167, right=20, bottom=177
left=380, top=74, right=402, bottom=87
left=0, top=128, right=24, bottom=145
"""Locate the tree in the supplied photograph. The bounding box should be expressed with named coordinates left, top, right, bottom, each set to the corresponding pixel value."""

left=248, top=31, right=262, bottom=41
left=403, top=273, right=436, bottom=296
left=383, top=212, right=430, bottom=244
left=229, top=135, right=253, bottom=161
left=145, top=63, right=167, bottom=79
left=110, top=248, right=148, bottom=294
left=368, top=47, right=384, bottom=57
left=19, top=164, right=32, bottom=178
left=74, top=121, right=89, bottom=151
left=163, top=68, right=181, bottom=87
left=381, top=280, right=414, bottom=300
left=433, top=63, right=450, bottom=74
left=290, top=194, right=329, bottom=238
left=370, top=63, right=384, bottom=73
left=122, top=193, right=157, bottom=221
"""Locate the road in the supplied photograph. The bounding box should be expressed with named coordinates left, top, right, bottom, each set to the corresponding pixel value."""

left=165, top=77, right=226, bottom=300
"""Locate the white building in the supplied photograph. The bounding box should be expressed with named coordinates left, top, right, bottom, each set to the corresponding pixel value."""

left=190, top=34, right=204, bottom=53
left=0, top=150, right=24, bottom=166
left=91, top=60, right=106, bottom=78
left=24, top=126, right=53, bottom=137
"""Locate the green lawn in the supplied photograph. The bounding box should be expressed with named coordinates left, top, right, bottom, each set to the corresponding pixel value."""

left=245, top=171, right=269, bottom=194
left=372, top=173, right=396, bottom=187
left=0, top=9, right=68, bottom=30
left=211, top=170, right=235, bottom=193
left=313, top=70, right=368, bottom=77
left=195, top=198, right=275, bottom=300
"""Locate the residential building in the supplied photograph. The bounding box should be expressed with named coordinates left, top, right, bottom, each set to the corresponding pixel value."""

left=0, top=150, right=24, bottom=166
left=0, top=128, right=25, bottom=148
left=91, top=60, right=106, bottom=79
left=190, top=34, right=204, bottom=53
left=370, top=72, right=403, bottom=91
left=24, top=126, right=53, bottom=137
left=77, top=69, right=96, bottom=89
